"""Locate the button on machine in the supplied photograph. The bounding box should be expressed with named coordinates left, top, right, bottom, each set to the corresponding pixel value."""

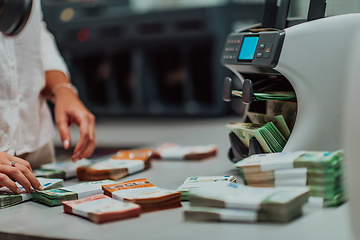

left=263, top=43, right=273, bottom=58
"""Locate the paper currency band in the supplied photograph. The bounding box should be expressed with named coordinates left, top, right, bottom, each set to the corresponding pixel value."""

left=51, top=83, right=79, bottom=103
left=10, top=161, right=16, bottom=167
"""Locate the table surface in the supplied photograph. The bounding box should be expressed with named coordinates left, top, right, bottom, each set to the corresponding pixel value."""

left=0, top=117, right=356, bottom=240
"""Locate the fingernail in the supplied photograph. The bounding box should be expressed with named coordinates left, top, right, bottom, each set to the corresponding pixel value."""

left=39, top=186, right=44, bottom=191
left=16, top=189, right=21, bottom=194
left=63, top=140, right=69, bottom=149
left=75, top=151, right=80, bottom=157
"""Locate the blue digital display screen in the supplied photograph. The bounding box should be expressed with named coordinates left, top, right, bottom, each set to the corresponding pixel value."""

left=238, top=36, right=259, bottom=61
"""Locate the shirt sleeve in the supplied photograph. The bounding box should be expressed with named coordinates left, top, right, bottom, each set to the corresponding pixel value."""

left=40, top=11, right=70, bottom=79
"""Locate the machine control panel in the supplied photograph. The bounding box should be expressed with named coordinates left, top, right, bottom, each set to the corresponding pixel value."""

left=221, top=31, right=285, bottom=72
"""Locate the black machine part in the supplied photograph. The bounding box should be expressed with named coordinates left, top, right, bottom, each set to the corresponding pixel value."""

left=228, top=132, right=264, bottom=163
left=0, top=0, right=33, bottom=36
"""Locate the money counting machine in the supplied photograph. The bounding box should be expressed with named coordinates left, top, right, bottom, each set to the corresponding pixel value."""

left=222, top=0, right=360, bottom=162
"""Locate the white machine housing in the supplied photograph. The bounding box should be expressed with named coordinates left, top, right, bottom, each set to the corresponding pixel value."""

left=222, top=13, right=360, bottom=152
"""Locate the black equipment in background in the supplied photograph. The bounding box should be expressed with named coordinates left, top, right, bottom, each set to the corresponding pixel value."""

left=0, top=0, right=33, bottom=36
left=41, top=1, right=264, bottom=117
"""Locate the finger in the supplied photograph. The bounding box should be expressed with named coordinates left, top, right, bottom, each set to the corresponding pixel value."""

left=0, top=165, right=32, bottom=193
left=78, top=115, right=97, bottom=159
left=16, top=164, right=43, bottom=191
left=0, top=173, right=20, bottom=193
left=72, top=116, right=90, bottom=160
left=72, top=137, right=89, bottom=162
left=78, top=140, right=96, bottom=160
left=56, top=116, right=71, bottom=150
left=9, top=156, right=33, bottom=172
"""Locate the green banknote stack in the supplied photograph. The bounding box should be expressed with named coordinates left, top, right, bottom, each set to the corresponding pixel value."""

left=176, top=176, right=236, bottom=201
left=266, top=100, right=297, bottom=131
left=32, top=180, right=115, bottom=206
left=33, top=169, right=66, bottom=179
left=32, top=189, right=78, bottom=206
left=226, top=122, right=287, bottom=153
left=235, top=150, right=346, bottom=207
left=184, top=182, right=309, bottom=223
left=0, top=178, right=63, bottom=209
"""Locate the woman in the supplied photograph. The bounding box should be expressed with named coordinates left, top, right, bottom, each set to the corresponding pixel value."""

left=0, top=1, right=96, bottom=193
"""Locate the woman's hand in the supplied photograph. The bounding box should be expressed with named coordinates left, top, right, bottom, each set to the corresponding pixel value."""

left=0, top=152, right=43, bottom=193
left=43, top=71, right=97, bottom=162
left=53, top=87, right=97, bottom=162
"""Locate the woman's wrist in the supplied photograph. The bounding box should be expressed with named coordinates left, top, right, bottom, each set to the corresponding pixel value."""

left=51, top=83, right=78, bottom=103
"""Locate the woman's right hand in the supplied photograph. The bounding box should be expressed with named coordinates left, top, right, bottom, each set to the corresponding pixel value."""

left=0, top=152, right=43, bottom=193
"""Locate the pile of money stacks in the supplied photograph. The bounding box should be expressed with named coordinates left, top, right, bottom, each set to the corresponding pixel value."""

left=153, top=143, right=217, bottom=160
left=32, top=180, right=115, bottom=206
left=235, top=150, right=346, bottom=207
left=102, top=178, right=182, bottom=212
left=184, top=182, right=309, bottom=223
left=0, top=178, right=63, bottom=209
left=176, top=176, right=236, bottom=201
left=63, top=194, right=141, bottom=223
left=76, top=148, right=153, bottom=181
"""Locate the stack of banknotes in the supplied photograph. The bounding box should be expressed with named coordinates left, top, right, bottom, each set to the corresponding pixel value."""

left=32, top=180, right=115, bottom=206
left=184, top=182, right=309, bottom=223
left=235, top=150, right=346, bottom=207
left=63, top=194, right=141, bottom=223
left=176, top=176, right=236, bottom=201
left=35, top=158, right=93, bottom=179
left=266, top=100, right=297, bottom=131
left=76, top=148, right=153, bottom=181
left=153, top=143, right=218, bottom=160
left=0, top=178, right=63, bottom=209
left=227, top=122, right=287, bottom=153
left=102, top=178, right=182, bottom=212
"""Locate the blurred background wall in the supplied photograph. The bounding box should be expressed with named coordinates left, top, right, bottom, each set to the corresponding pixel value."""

left=41, top=0, right=360, bottom=118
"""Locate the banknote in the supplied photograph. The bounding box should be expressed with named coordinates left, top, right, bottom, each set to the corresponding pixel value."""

left=247, top=112, right=290, bottom=139
left=266, top=100, right=297, bottom=131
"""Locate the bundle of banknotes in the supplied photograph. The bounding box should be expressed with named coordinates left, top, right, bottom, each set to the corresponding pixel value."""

left=184, top=182, right=309, bottom=223
left=0, top=178, right=63, bottom=209
left=176, top=176, right=236, bottom=201
left=266, top=100, right=297, bottom=131
left=63, top=194, right=141, bottom=223
left=153, top=143, right=218, bottom=160
left=32, top=180, right=115, bottom=206
left=235, top=150, right=346, bottom=207
left=102, top=178, right=182, bottom=212
left=35, top=158, right=93, bottom=179
left=76, top=148, right=153, bottom=181
left=227, top=122, right=287, bottom=153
